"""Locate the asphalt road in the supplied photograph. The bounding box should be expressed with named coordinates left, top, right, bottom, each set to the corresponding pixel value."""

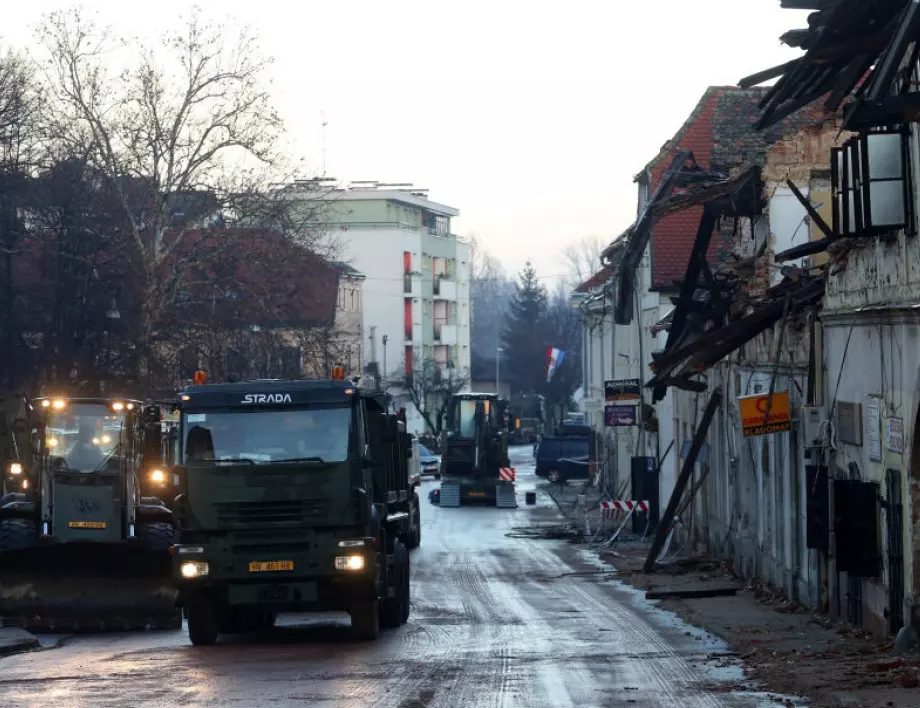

left=0, top=447, right=798, bottom=708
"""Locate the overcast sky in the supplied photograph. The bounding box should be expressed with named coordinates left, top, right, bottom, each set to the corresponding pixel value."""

left=2, top=1, right=807, bottom=285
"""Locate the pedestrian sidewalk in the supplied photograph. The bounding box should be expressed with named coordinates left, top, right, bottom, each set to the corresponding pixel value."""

left=594, top=542, right=920, bottom=708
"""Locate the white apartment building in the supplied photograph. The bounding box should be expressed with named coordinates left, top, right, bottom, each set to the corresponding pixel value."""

left=288, top=181, right=471, bottom=434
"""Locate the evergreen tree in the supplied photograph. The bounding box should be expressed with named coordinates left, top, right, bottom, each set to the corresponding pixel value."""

left=500, top=263, right=549, bottom=394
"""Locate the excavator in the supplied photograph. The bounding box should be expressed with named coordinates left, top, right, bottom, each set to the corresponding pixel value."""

left=438, top=393, right=516, bottom=508
left=0, top=392, right=180, bottom=630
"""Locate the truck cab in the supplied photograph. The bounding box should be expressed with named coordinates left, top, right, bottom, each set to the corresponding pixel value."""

left=171, top=377, right=413, bottom=645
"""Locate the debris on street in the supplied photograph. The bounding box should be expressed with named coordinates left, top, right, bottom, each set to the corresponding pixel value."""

left=593, top=542, right=920, bottom=708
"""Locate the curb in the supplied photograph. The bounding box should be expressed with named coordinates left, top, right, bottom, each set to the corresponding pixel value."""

left=0, top=628, right=40, bottom=657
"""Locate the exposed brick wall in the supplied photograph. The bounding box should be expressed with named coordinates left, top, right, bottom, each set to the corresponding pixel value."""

left=644, top=86, right=836, bottom=292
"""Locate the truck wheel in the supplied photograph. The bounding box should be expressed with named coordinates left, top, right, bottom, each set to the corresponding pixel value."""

left=380, top=542, right=404, bottom=629
left=186, top=595, right=219, bottom=646
left=400, top=543, right=411, bottom=624
left=136, top=521, right=175, bottom=552
left=0, top=518, right=37, bottom=551
left=547, top=468, right=562, bottom=484
left=407, top=495, right=421, bottom=550
left=351, top=599, right=380, bottom=640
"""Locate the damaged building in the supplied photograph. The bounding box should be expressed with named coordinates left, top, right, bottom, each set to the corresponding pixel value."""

left=574, top=0, right=920, bottom=640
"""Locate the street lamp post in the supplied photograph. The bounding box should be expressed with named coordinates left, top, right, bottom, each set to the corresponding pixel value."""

left=382, top=334, right=388, bottom=381
left=496, top=346, right=504, bottom=396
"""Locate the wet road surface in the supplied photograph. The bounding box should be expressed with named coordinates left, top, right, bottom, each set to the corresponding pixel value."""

left=0, top=447, right=798, bottom=707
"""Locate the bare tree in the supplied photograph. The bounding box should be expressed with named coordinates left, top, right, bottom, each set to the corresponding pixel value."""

left=36, top=8, right=325, bottom=378
left=469, top=235, right=514, bottom=378
left=561, top=235, right=606, bottom=289
left=0, top=49, right=44, bottom=388
left=394, top=356, right=470, bottom=434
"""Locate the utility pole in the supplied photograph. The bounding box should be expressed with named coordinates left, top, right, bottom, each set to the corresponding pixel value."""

left=496, top=346, right=503, bottom=396
left=382, top=334, right=388, bottom=381
left=635, top=278, right=646, bottom=457
left=368, top=326, right=377, bottom=390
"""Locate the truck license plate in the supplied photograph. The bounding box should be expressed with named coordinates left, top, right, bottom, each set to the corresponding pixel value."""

left=249, top=560, right=294, bottom=572
left=468, top=492, right=486, bottom=497
left=68, top=521, right=107, bottom=529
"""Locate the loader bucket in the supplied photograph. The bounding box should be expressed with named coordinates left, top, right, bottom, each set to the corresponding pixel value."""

left=0, top=541, right=180, bottom=631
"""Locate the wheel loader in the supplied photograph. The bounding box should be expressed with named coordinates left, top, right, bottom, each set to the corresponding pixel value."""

left=438, top=393, right=517, bottom=508
left=0, top=393, right=180, bottom=630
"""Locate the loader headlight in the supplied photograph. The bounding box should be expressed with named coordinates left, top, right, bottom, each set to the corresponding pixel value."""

left=180, top=561, right=209, bottom=579
left=52, top=399, right=66, bottom=410
left=149, top=468, right=167, bottom=484
left=335, top=555, right=365, bottom=571
left=9, top=462, right=23, bottom=475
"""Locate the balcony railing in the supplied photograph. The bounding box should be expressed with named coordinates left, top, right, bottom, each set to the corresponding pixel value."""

left=310, top=221, right=468, bottom=243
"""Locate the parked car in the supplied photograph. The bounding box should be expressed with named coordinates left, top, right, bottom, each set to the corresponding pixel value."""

left=418, top=444, right=441, bottom=478
left=534, top=435, right=590, bottom=483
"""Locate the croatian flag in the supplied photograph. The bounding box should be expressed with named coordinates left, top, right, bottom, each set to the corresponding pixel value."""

left=546, top=347, right=565, bottom=383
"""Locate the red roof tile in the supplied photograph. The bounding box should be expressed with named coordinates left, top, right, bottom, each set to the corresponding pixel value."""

left=640, top=87, right=784, bottom=290
left=574, top=266, right=614, bottom=293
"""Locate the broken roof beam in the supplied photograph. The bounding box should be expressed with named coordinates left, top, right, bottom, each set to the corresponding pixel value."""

left=660, top=205, right=722, bottom=354
left=776, top=237, right=834, bottom=262
left=613, top=149, right=694, bottom=326
left=746, top=0, right=908, bottom=130
left=651, top=168, right=763, bottom=219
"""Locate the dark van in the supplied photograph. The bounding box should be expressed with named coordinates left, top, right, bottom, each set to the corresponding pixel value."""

left=535, top=435, right=590, bottom=483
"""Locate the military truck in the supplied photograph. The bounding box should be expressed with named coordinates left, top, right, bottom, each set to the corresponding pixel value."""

left=438, top=392, right=516, bottom=508
left=0, top=394, right=179, bottom=630
left=170, top=375, right=415, bottom=645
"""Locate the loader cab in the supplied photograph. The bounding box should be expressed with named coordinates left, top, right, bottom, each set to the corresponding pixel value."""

left=446, top=394, right=502, bottom=440
left=37, top=397, right=136, bottom=475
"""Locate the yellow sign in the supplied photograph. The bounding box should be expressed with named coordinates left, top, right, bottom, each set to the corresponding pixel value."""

left=249, top=560, right=294, bottom=573
left=738, top=392, right=792, bottom=437
left=68, top=521, right=107, bottom=529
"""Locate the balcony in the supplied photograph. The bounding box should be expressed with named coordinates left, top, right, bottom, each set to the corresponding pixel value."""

left=437, top=324, right=458, bottom=345
left=433, top=277, right=456, bottom=300
left=404, top=274, right=421, bottom=298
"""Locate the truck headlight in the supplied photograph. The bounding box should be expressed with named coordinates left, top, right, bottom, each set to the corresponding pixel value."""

left=149, top=469, right=167, bottom=484
left=180, top=561, right=209, bottom=578
left=9, top=462, right=22, bottom=475
left=335, top=555, right=365, bottom=571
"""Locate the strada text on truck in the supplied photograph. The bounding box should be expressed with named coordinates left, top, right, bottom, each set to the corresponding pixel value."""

left=171, top=374, right=417, bottom=645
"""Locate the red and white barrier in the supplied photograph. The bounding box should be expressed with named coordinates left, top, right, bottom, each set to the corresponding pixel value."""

left=499, top=467, right=516, bottom=482
left=600, top=500, right=649, bottom=512
left=600, top=500, right=649, bottom=520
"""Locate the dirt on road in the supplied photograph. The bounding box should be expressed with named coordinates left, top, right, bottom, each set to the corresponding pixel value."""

left=597, top=542, right=920, bottom=708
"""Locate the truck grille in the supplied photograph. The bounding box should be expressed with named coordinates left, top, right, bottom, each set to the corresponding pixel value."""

left=214, top=500, right=325, bottom=526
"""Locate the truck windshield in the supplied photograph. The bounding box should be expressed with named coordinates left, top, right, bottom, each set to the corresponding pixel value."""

left=46, top=403, right=124, bottom=472
left=181, top=406, right=352, bottom=464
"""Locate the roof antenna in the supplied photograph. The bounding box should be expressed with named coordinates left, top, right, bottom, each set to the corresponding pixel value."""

left=321, top=110, right=328, bottom=177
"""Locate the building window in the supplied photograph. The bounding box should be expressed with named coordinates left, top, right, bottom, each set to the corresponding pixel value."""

left=405, top=346, right=413, bottom=376
left=832, top=129, right=913, bottom=237
left=404, top=299, right=413, bottom=341
left=434, top=301, right=448, bottom=340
